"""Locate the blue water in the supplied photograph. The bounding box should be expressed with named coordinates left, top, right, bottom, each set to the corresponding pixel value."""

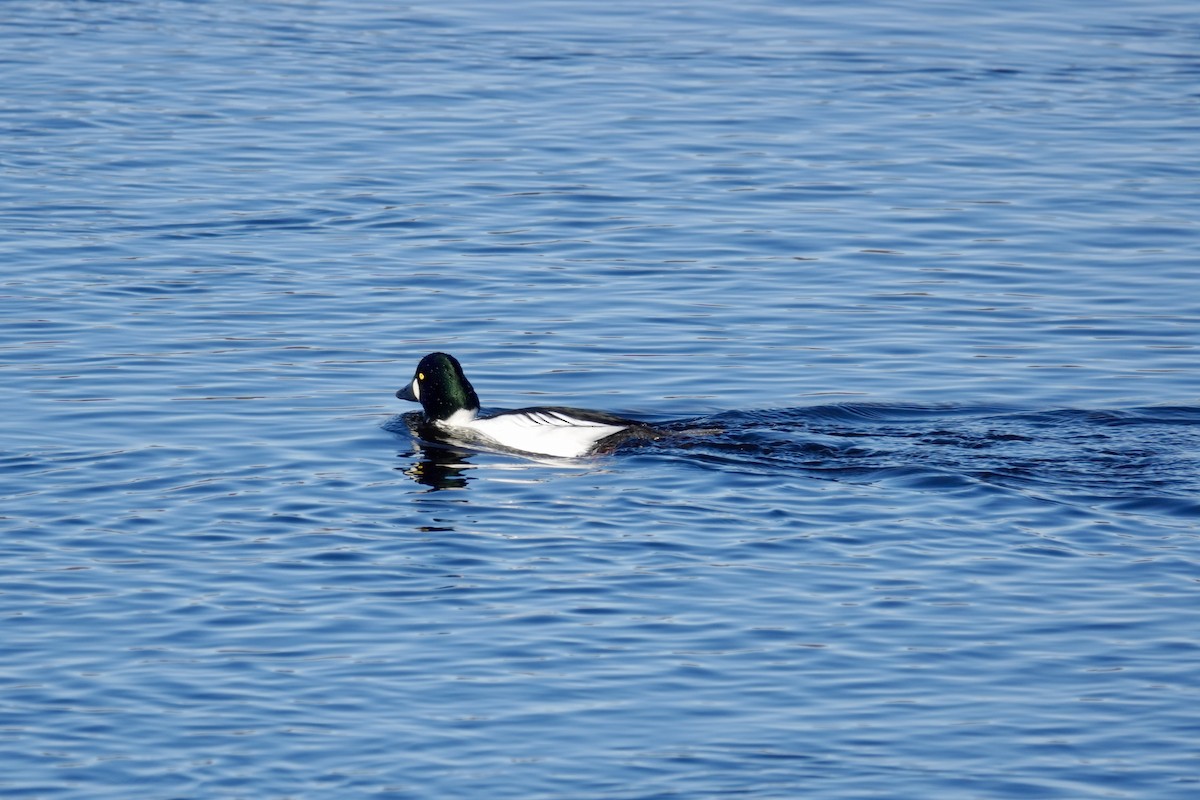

left=2, top=0, right=1199, bottom=797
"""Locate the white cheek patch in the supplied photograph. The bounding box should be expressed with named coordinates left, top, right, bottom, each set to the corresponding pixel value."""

left=411, top=378, right=421, bottom=400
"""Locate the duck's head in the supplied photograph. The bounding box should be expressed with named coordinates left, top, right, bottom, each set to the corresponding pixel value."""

left=396, top=352, right=481, bottom=423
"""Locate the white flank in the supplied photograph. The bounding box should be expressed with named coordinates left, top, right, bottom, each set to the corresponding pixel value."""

left=443, top=410, right=625, bottom=458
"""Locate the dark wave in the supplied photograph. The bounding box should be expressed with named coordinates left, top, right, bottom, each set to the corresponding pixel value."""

left=650, top=404, right=1200, bottom=517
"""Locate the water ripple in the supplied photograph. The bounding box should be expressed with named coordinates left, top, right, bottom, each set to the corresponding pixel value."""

left=2, top=0, right=1199, bottom=798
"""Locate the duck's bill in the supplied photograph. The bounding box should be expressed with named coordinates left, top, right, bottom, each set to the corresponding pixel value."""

left=396, top=383, right=418, bottom=401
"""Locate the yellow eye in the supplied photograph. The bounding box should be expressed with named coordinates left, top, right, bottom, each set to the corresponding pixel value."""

left=418, top=372, right=425, bottom=380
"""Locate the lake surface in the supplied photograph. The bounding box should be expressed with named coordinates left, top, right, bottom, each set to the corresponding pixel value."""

left=2, top=0, right=1198, bottom=797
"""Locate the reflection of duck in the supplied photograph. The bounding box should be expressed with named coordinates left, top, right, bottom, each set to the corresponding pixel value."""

left=396, top=352, right=661, bottom=458
left=400, top=444, right=473, bottom=491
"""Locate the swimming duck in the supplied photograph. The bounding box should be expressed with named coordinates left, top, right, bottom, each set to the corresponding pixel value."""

left=396, top=352, right=660, bottom=458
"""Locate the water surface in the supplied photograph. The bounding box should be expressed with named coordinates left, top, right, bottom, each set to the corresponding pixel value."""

left=2, top=1, right=1198, bottom=798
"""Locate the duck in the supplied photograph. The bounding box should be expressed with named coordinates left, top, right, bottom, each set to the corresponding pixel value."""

left=395, top=352, right=661, bottom=458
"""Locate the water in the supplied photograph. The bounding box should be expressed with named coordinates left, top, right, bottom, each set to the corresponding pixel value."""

left=2, top=0, right=1198, bottom=797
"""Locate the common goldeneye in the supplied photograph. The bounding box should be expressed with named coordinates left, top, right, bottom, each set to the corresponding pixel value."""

left=396, top=352, right=660, bottom=458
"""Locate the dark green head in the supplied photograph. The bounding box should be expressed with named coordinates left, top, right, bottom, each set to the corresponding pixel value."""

left=396, top=352, right=481, bottom=422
